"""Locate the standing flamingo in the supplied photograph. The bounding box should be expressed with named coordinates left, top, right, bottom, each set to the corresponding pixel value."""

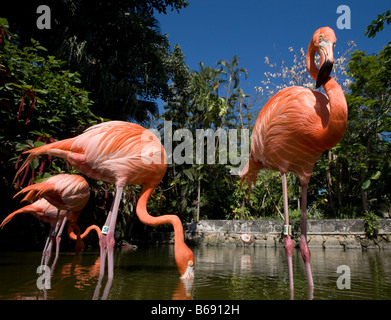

left=240, top=27, right=347, bottom=295
left=14, top=121, right=195, bottom=297
left=13, top=174, right=90, bottom=265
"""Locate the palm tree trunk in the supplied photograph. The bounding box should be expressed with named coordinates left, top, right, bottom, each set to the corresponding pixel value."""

left=196, top=179, right=201, bottom=221
left=326, top=150, right=335, bottom=208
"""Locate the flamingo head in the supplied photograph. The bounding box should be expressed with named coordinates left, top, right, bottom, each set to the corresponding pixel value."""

left=175, top=243, right=195, bottom=280
left=313, top=27, right=337, bottom=88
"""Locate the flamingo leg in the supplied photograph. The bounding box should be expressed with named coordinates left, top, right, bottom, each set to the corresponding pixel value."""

left=99, top=188, right=123, bottom=277
left=41, top=226, right=54, bottom=266
left=94, top=198, right=115, bottom=300
left=105, top=186, right=123, bottom=280
left=300, top=184, right=314, bottom=294
left=44, top=222, right=61, bottom=266
left=94, top=186, right=123, bottom=299
left=41, top=209, right=61, bottom=266
left=51, top=210, right=70, bottom=272
left=97, top=191, right=117, bottom=278
left=281, top=172, right=294, bottom=297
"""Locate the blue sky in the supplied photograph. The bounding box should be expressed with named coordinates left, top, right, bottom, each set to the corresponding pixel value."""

left=155, top=0, right=390, bottom=112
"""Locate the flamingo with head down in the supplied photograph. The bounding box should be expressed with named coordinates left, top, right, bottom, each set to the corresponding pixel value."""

left=12, top=174, right=90, bottom=265
left=14, top=121, right=195, bottom=298
left=241, top=27, right=348, bottom=296
left=1, top=198, right=100, bottom=256
left=67, top=223, right=101, bottom=254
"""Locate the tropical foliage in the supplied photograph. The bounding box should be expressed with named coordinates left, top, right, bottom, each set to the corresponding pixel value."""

left=0, top=18, right=98, bottom=199
left=365, top=10, right=391, bottom=38
left=153, top=54, right=256, bottom=222
left=4, top=0, right=189, bottom=123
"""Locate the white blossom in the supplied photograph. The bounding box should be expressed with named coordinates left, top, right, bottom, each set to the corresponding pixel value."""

left=255, top=41, right=356, bottom=97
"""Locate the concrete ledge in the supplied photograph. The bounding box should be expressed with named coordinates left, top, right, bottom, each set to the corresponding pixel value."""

left=179, top=219, right=391, bottom=250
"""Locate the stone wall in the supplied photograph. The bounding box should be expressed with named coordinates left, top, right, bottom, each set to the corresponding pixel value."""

left=178, top=219, right=391, bottom=250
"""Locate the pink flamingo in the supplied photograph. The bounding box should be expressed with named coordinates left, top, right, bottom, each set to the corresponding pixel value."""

left=14, top=121, right=195, bottom=298
left=13, top=174, right=90, bottom=265
left=1, top=199, right=100, bottom=256
left=241, top=234, right=254, bottom=245
left=241, top=27, right=347, bottom=296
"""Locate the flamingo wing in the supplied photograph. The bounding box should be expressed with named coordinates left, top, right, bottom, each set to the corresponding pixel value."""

left=250, top=86, right=330, bottom=184
left=14, top=174, right=90, bottom=211
left=15, top=121, right=166, bottom=187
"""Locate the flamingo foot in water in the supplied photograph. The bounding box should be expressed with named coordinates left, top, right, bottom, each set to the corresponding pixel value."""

left=285, top=235, right=294, bottom=299
left=93, top=232, right=115, bottom=300
left=93, top=186, right=123, bottom=300
left=300, top=235, right=314, bottom=299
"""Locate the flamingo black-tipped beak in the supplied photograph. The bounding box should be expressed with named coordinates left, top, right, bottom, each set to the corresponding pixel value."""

left=316, top=41, right=334, bottom=89
left=316, top=59, right=333, bottom=89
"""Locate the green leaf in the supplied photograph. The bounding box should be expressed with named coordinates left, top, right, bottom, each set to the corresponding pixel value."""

left=370, top=171, right=381, bottom=180
left=34, top=172, right=52, bottom=183
left=30, top=158, right=40, bottom=170
left=183, top=169, right=194, bottom=181
left=33, top=141, right=46, bottom=148
left=36, top=46, right=48, bottom=52
left=361, top=180, right=371, bottom=190
left=34, top=88, right=49, bottom=95
left=0, top=18, right=9, bottom=26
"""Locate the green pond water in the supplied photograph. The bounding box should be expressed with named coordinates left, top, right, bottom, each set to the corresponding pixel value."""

left=0, top=246, right=390, bottom=300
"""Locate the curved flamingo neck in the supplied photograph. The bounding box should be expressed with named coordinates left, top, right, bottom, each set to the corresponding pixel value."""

left=1, top=205, right=49, bottom=228
left=306, top=42, right=320, bottom=84
left=136, top=186, right=185, bottom=245
left=82, top=225, right=101, bottom=238
left=0, top=210, right=24, bottom=228
left=306, top=40, right=348, bottom=147
left=68, top=225, right=101, bottom=240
